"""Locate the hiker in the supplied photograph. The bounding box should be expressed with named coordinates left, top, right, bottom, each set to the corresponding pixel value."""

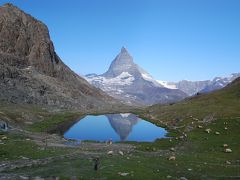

left=0, top=121, right=8, bottom=131
left=93, top=157, right=100, bottom=171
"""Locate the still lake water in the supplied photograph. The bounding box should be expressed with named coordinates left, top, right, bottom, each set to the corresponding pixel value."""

left=64, top=113, right=167, bottom=142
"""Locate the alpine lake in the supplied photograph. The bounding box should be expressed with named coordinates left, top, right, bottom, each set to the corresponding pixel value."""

left=64, top=113, right=168, bottom=142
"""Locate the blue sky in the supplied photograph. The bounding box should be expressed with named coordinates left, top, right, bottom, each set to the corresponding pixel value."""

left=1, top=0, right=240, bottom=81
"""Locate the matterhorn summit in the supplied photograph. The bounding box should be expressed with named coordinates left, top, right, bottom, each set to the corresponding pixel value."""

left=85, top=47, right=187, bottom=105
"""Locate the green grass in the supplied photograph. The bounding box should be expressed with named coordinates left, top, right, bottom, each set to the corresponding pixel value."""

left=28, top=112, right=83, bottom=132
left=0, top=132, right=70, bottom=161
left=3, top=117, right=240, bottom=179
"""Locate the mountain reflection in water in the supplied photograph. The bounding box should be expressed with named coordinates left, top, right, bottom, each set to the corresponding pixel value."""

left=107, top=113, right=139, bottom=141
left=64, top=113, right=167, bottom=142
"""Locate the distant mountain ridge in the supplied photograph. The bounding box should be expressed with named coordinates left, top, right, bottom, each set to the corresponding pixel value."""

left=158, top=73, right=240, bottom=96
left=85, top=47, right=187, bottom=106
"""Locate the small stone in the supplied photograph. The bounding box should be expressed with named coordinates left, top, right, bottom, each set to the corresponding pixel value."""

left=118, top=172, right=129, bottom=176
left=1, top=136, right=7, bottom=140
left=224, top=127, right=228, bottom=130
left=167, top=175, right=172, bottom=178
left=226, top=161, right=231, bottom=165
left=205, top=129, right=211, bottom=133
left=179, top=177, right=188, bottom=180
left=25, top=138, right=31, bottom=141
left=198, top=125, right=203, bottom=129
left=188, top=168, right=192, bottom=171
left=170, top=147, right=175, bottom=152
left=118, top=151, right=124, bottom=156
left=127, top=157, right=130, bottom=160
left=19, top=176, right=29, bottom=180
left=20, top=156, right=29, bottom=160
left=215, top=132, right=220, bottom=135
left=223, top=144, right=228, bottom=147
left=168, top=156, right=176, bottom=161
left=224, top=148, right=232, bottom=153
left=107, top=151, right=113, bottom=155
left=33, top=177, right=44, bottom=180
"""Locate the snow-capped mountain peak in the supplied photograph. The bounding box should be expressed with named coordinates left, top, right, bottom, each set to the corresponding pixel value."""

left=102, top=47, right=136, bottom=78
left=85, top=47, right=187, bottom=105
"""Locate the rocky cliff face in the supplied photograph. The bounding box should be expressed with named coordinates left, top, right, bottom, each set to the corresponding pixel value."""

left=0, top=3, right=117, bottom=111
left=175, top=80, right=211, bottom=96
left=85, top=47, right=187, bottom=106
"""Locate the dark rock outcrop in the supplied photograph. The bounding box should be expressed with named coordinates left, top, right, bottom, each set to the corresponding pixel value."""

left=0, top=3, right=118, bottom=111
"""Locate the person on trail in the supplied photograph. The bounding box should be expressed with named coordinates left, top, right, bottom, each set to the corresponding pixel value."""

left=93, top=157, right=100, bottom=171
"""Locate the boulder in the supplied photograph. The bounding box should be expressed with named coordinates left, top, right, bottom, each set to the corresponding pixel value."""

left=118, top=151, right=124, bottom=156
left=205, top=128, right=211, bottom=133
left=107, top=151, right=113, bottom=156
left=118, top=172, right=129, bottom=176
left=168, top=156, right=176, bottom=161
left=224, top=148, right=232, bottom=153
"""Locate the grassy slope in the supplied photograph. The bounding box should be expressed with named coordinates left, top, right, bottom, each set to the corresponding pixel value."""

left=143, top=78, right=240, bottom=129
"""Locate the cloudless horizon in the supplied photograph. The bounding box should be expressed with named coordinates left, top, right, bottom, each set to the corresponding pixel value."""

left=1, top=0, right=240, bottom=81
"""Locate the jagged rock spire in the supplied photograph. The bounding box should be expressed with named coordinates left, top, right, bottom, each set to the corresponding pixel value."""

left=121, top=46, right=128, bottom=53
left=102, top=47, right=137, bottom=77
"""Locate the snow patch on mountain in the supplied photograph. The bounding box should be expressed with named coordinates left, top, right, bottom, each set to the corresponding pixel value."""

left=157, top=80, right=178, bottom=89
left=120, top=113, right=131, bottom=118
left=140, top=72, right=163, bottom=87
left=86, top=72, right=135, bottom=86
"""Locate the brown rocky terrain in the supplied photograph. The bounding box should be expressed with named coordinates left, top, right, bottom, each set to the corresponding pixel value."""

left=0, top=3, right=123, bottom=112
